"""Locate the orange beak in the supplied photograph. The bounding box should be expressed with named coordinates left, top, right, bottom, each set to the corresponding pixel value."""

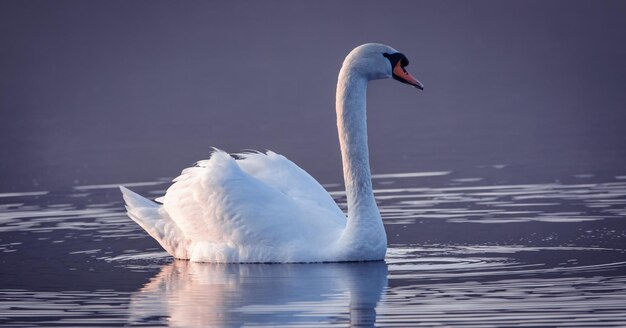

left=393, top=61, right=424, bottom=90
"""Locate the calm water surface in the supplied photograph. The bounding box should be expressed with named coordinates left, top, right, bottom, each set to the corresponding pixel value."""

left=1, top=167, right=625, bottom=327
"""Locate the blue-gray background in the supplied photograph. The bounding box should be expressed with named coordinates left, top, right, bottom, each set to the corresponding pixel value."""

left=1, top=0, right=625, bottom=192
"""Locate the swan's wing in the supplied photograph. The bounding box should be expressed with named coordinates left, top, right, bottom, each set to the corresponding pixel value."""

left=161, top=151, right=344, bottom=255
left=235, top=151, right=345, bottom=221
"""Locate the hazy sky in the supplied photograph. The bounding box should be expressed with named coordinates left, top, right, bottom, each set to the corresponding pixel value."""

left=1, top=0, right=625, bottom=191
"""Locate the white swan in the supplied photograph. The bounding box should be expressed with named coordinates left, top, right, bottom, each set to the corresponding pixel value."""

left=120, top=43, right=423, bottom=263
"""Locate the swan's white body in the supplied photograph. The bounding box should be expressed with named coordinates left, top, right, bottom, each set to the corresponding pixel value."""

left=121, top=43, right=421, bottom=263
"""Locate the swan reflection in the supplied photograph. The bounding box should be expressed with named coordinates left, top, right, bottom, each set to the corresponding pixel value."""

left=130, top=260, right=387, bottom=327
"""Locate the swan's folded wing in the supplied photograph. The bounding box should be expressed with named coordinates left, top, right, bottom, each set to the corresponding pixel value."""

left=162, top=150, right=344, bottom=248
left=163, top=151, right=346, bottom=245
left=235, top=151, right=345, bottom=221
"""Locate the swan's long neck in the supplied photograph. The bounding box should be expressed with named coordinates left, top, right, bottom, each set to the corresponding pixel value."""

left=336, top=63, right=386, bottom=256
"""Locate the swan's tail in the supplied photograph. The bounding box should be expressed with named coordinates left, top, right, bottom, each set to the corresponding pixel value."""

left=120, top=186, right=189, bottom=259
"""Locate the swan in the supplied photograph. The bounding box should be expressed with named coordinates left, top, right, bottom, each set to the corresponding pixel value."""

left=120, top=43, right=423, bottom=263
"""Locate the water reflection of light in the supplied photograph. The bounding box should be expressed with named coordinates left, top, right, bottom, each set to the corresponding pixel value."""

left=129, top=261, right=388, bottom=327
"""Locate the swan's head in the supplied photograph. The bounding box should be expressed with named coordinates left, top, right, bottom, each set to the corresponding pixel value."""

left=342, top=43, right=423, bottom=90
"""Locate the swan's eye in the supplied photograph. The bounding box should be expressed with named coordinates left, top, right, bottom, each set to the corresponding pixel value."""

left=383, top=52, right=410, bottom=69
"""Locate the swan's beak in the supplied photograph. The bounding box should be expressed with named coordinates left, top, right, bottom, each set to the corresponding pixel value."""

left=393, top=61, right=424, bottom=90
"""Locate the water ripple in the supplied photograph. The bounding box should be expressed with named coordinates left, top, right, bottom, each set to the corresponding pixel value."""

left=0, top=172, right=625, bottom=326
left=367, top=180, right=626, bottom=224
left=2, top=246, right=624, bottom=327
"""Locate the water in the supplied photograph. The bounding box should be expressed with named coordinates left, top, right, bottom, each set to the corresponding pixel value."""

left=1, top=169, right=625, bottom=327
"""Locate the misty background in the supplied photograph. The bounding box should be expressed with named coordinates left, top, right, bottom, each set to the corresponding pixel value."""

left=1, top=0, right=625, bottom=192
